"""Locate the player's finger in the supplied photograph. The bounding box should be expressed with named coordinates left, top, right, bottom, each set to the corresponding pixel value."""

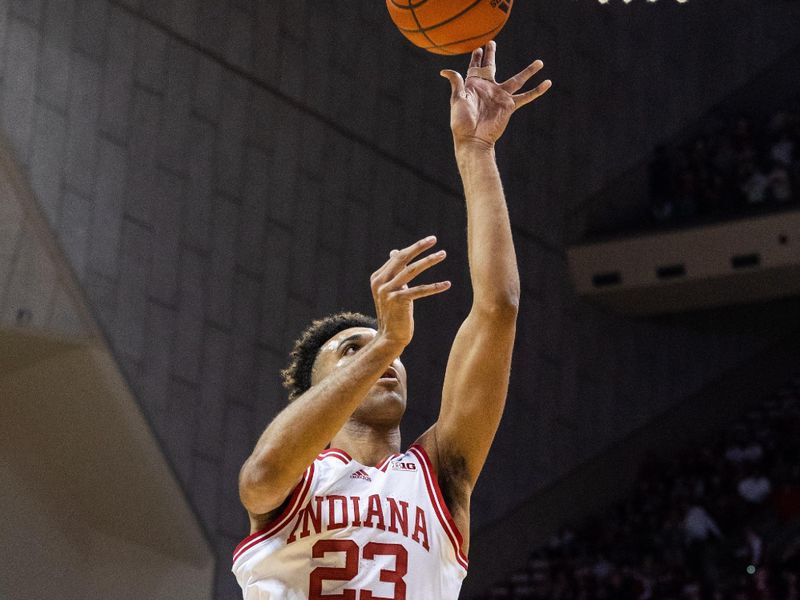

left=387, top=249, right=447, bottom=289
left=468, top=47, right=483, bottom=69
left=394, top=236, right=438, bottom=264
left=396, top=281, right=452, bottom=300
left=373, top=237, right=437, bottom=283
left=500, top=59, right=544, bottom=94
left=373, top=249, right=399, bottom=276
left=440, top=70, right=466, bottom=103
left=482, top=40, right=496, bottom=70
left=371, top=249, right=404, bottom=287
left=512, top=79, right=552, bottom=109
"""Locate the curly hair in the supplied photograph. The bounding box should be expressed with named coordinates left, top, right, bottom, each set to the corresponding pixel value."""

left=281, top=311, right=378, bottom=401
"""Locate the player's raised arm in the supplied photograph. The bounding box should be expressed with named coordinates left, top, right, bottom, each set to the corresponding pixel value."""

left=239, top=237, right=450, bottom=519
left=422, top=42, right=551, bottom=490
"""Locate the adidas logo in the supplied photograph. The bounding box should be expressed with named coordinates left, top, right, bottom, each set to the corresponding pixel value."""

left=350, top=469, right=372, bottom=482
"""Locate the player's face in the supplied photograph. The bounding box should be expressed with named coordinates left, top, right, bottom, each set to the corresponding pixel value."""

left=310, top=327, right=408, bottom=423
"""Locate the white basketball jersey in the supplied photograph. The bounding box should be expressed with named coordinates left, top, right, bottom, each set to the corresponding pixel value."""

left=232, top=444, right=468, bottom=599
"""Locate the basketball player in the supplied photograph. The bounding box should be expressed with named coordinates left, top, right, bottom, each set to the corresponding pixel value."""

left=234, top=42, right=551, bottom=599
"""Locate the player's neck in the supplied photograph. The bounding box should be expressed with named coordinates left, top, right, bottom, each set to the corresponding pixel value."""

left=330, top=420, right=402, bottom=467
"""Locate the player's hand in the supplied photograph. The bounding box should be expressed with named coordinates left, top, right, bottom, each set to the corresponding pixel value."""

left=440, top=41, right=552, bottom=147
left=370, top=236, right=451, bottom=348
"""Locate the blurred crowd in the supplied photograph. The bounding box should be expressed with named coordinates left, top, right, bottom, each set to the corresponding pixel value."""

left=480, top=376, right=800, bottom=600
left=647, top=104, right=800, bottom=226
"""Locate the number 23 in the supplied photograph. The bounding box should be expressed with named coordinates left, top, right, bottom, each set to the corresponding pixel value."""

left=309, top=539, right=408, bottom=600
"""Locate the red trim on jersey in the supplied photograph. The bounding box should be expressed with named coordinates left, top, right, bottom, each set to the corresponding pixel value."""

left=232, top=462, right=316, bottom=563
left=319, top=448, right=352, bottom=464
left=376, top=452, right=401, bottom=472
left=408, top=445, right=469, bottom=570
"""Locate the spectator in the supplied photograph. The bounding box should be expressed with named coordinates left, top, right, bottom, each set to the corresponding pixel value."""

left=725, top=431, right=749, bottom=464
left=770, top=131, right=794, bottom=166
left=733, top=526, right=764, bottom=569
left=767, top=160, right=792, bottom=202
left=683, top=502, right=722, bottom=543
left=737, top=465, right=772, bottom=504
left=637, top=104, right=800, bottom=236
left=741, top=437, right=765, bottom=464
left=741, top=161, right=770, bottom=204
left=482, top=379, right=800, bottom=600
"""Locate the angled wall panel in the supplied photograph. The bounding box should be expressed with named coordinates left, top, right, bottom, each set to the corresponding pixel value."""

left=0, top=126, right=214, bottom=598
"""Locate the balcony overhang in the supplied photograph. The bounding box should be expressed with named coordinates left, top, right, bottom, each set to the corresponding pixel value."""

left=567, top=209, right=800, bottom=315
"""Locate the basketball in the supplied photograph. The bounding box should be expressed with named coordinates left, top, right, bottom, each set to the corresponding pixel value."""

left=386, top=0, right=514, bottom=55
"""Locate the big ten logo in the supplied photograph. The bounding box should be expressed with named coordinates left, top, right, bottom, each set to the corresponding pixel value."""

left=490, top=0, right=511, bottom=13
left=391, top=461, right=417, bottom=472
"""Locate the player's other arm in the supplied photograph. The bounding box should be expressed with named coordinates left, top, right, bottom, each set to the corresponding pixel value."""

left=239, top=239, right=450, bottom=517
left=239, top=335, right=402, bottom=516
left=424, top=42, right=551, bottom=490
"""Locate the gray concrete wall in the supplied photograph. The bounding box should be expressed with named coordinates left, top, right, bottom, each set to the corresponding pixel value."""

left=1, top=1, right=800, bottom=597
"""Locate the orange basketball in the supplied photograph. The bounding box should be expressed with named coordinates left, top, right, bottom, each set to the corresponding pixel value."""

left=386, top=0, right=514, bottom=55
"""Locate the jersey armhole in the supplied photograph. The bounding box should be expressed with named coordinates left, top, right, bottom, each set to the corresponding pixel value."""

left=232, top=462, right=316, bottom=563
left=408, top=444, right=469, bottom=570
